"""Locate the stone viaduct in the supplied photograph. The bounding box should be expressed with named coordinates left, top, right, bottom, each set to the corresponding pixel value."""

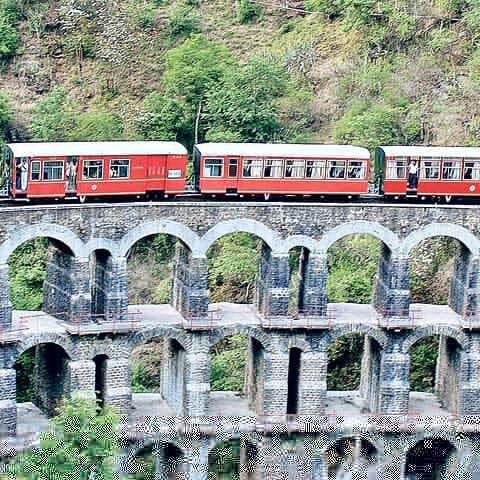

left=0, top=201, right=480, bottom=478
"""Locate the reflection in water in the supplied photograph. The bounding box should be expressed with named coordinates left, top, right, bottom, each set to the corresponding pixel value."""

left=209, top=440, right=258, bottom=480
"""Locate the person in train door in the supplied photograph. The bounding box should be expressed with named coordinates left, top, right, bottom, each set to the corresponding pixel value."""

left=16, top=158, right=28, bottom=191
left=66, top=157, right=78, bottom=192
left=407, top=159, right=418, bottom=190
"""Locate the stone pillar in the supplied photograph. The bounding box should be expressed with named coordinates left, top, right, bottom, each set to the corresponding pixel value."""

left=43, top=244, right=91, bottom=323
left=373, top=247, right=410, bottom=319
left=458, top=333, right=480, bottom=416
left=68, top=359, right=96, bottom=401
left=171, top=243, right=208, bottom=322
left=0, top=368, right=16, bottom=435
left=450, top=250, right=480, bottom=318
left=263, top=343, right=289, bottom=415
left=298, top=252, right=328, bottom=317
left=161, top=338, right=185, bottom=415
left=435, top=335, right=461, bottom=414
left=359, top=337, right=382, bottom=413
left=256, top=247, right=290, bottom=319
left=377, top=348, right=409, bottom=415
left=184, top=335, right=209, bottom=416
left=0, top=264, right=11, bottom=331
left=297, top=350, right=327, bottom=414
left=104, top=256, right=129, bottom=322
left=246, top=337, right=264, bottom=415
left=311, top=454, right=328, bottom=480
left=105, top=358, right=131, bottom=414
left=185, top=438, right=208, bottom=480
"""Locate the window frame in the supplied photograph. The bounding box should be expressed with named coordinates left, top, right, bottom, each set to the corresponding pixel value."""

left=109, top=158, right=130, bottom=179
left=263, top=159, right=284, bottom=178
left=386, top=157, right=407, bottom=179
left=420, top=157, right=441, bottom=180
left=347, top=160, right=366, bottom=180
left=284, top=159, right=306, bottom=178
left=242, top=158, right=263, bottom=178
left=463, top=159, right=480, bottom=180
left=203, top=157, right=224, bottom=178
left=327, top=160, right=346, bottom=179
left=441, top=158, right=462, bottom=181
left=83, top=159, right=104, bottom=181
left=42, top=160, right=65, bottom=181
left=228, top=158, right=239, bottom=177
left=31, top=160, right=41, bottom=181
left=305, top=159, right=325, bottom=179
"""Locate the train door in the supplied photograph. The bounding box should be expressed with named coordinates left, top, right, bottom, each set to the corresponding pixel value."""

left=226, top=157, right=239, bottom=193
left=65, top=156, right=79, bottom=196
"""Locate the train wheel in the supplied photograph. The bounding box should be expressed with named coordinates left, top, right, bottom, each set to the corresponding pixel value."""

left=79, top=195, right=86, bottom=203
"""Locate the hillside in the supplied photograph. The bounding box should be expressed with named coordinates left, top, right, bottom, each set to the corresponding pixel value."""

left=1, top=0, right=480, bottom=148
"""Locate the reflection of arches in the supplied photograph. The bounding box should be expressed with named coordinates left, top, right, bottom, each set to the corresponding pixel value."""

left=326, top=436, right=378, bottom=480
left=118, top=220, right=199, bottom=257
left=0, top=224, right=85, bottom=263
left=401, top=223, right=479, bottom=256
left=405, top=438, right=457, bottom=480
left=318, top=221, right=400, bottom=254
left=198, top=219, right=280, bottom=256
left=209, top=439, right=259, bottom=480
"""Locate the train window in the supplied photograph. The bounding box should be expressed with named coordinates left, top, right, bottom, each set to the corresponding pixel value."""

left=204, top=158, right=223, bottom=177
left=464, top=160, right=480, bottom=180
left=83, top=160, right=104, bottom=180
left=386, top=158, right=407, bottom=179
left=264, top=159, right=283, bottom=178
left=442, top=159, right=461, bottom=180
left=110, top=159, right=130, bottom=178
left=347, top=160, right=365, bottom=179
left=328, top=160, right=346, bottom=179
left=228, top=159, right=238, bottom=177
left=31, top=161, right=41, bottom=181
left=421, top=158, right=440, bottom=179
left=285, top=160, right=305, bottom=178
left=243, top=159, right=263, bottom=177
left=305, top=160, right=325, bottom=178
left=43, top=161, right=64, bottom=181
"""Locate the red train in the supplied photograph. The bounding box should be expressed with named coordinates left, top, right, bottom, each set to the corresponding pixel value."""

left=4, top=141, right=480, bottom=202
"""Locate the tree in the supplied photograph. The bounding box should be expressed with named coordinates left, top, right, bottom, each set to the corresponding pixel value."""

left=204, top=56, right=294, bottom=142
left=163, top=34, right=236, bottom=107
left=30, top=88, right=76, bottom=141
left=69, top=111, right=124, bottom=141
left=10, top=397, right=120, bottom=480
left=0, top=91, right=11, bottom=134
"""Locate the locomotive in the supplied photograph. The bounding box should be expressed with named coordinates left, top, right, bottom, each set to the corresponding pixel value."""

left=3, top=140, right=480, bottom=202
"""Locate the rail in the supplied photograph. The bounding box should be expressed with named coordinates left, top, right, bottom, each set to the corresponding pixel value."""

left=183, top=308, right=223, bottom=330
left=377, top=307, right=421, bottom=329
left=462, top=310, right=480, bottom=330
left=63, top=311, right=143, bottom=334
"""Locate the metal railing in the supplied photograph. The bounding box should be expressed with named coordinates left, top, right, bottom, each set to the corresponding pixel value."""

left=63, top=311, right=142, bottom=335
left=377, top=307, right=420, bottom=329
left=183, top=308, right=223, bottom=330
left=462, top=310, right=480, bottom=330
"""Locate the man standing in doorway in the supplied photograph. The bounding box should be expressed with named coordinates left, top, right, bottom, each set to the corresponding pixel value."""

left=408, top=159, right=418, bottom=190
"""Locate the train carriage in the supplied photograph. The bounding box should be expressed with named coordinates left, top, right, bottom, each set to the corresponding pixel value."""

left=194, top=143, right=371, bottom=198
left=376, top=146, right=480, bottom=200
left=5, top=141, right=187, bottom=201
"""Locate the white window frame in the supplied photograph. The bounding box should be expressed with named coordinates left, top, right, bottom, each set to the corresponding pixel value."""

left=110, top=158, right=130, bottom=179
left=464, top=159, right=480, bottom=180
left=305, top=160, right=325, bottom=179
left=420, top=158, right=440, bottom=180
left=327, top=160, right=346, bottom=179
left=83, top=159, right=104, bottom=180
left=43, top=160, right=64, bottom=181
left=203, top=158, right=224, bottom=177
left=441, top=158, right=462, bottom=180
left=31, top=161, right=41, bottom=181
left=243, top=158, right=263, bottom=178
left=386, top=157, right=407, bottom=179
left=347, top=160, right=366, bottom=179
left=263, top=159, right=284, bottom=178
left=285, top=159, right=305, bottom=178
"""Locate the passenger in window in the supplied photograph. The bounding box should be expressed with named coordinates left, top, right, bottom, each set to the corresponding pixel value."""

left=408, top=160, right=418, bottom=189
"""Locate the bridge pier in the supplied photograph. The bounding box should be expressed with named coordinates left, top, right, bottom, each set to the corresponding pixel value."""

left=0, top=367, right=16, bottom=435
left=184, top=336, right=209, bottom=416
left=161, top=338, right=185, bottom=415
left=0, top=264, right=11, bottom=331
left=450, top=250, right=480, bottom=318
left=296, top=350, right=327, bottom=414
left=69, top=359, right=96, bottom=401
left=374, top=248, right=410, bottom=318
left=171, top=243, right=208, bottom=322
left=298, top=252, right=328, bottom=318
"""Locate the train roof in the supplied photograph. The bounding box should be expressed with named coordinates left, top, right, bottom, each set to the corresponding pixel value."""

left=6, top=141, right=188, bottom=157
left=195, top=143, right=370, bottom=159
left=378, top=146, right=480, bottom=158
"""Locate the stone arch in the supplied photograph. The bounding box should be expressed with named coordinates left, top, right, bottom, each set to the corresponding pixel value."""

left=278, top=235, right=320, bottom=255
left=402, top=432, right=472, bottom=455
left=208, top=325, right=273, bottom=352
left=84, top=238, right=120, bottom=258
left=402, top=326, right=468, bottom=352
left=323, top=324, right=388, bottom=350
left=9, top=333, right=74, bottom=368
left=118, top=220, right=200, bottom=258
left=207, top=431, right=262, bottom=453
left=318, top=221, right=400, bottom=255
left=197, top=219, right=281, bottom=257
left=401, top=223, right=480, bottom=256
left=128, top=437, right=187, bottom=458
left=130, top=326, right=192, bottom=352
left=322, top=433, right=382, bottom=455
left=287, top=337, right=312, bottom=353
left=0, top=223, right=86, bottom=263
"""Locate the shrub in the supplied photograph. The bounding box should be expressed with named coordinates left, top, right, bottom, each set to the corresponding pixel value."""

left=69, top=111, right=124, bottom=141
left=167, top=3, right=200, bottom=39
left=237, top=0, right=261, bottom=24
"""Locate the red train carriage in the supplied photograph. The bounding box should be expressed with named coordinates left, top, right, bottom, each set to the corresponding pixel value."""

left=376, top=146, right=480, bottom=200
left=194, top=143, right=371, bottom=198
left=5, top=141, right=187, bottom=201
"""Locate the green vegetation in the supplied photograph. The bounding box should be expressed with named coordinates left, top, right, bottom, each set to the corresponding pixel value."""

left=8, top=398, right=119, bottom=480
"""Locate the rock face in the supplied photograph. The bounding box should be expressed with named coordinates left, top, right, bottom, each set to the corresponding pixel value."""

left=1, top=200, right=480, bottom=478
